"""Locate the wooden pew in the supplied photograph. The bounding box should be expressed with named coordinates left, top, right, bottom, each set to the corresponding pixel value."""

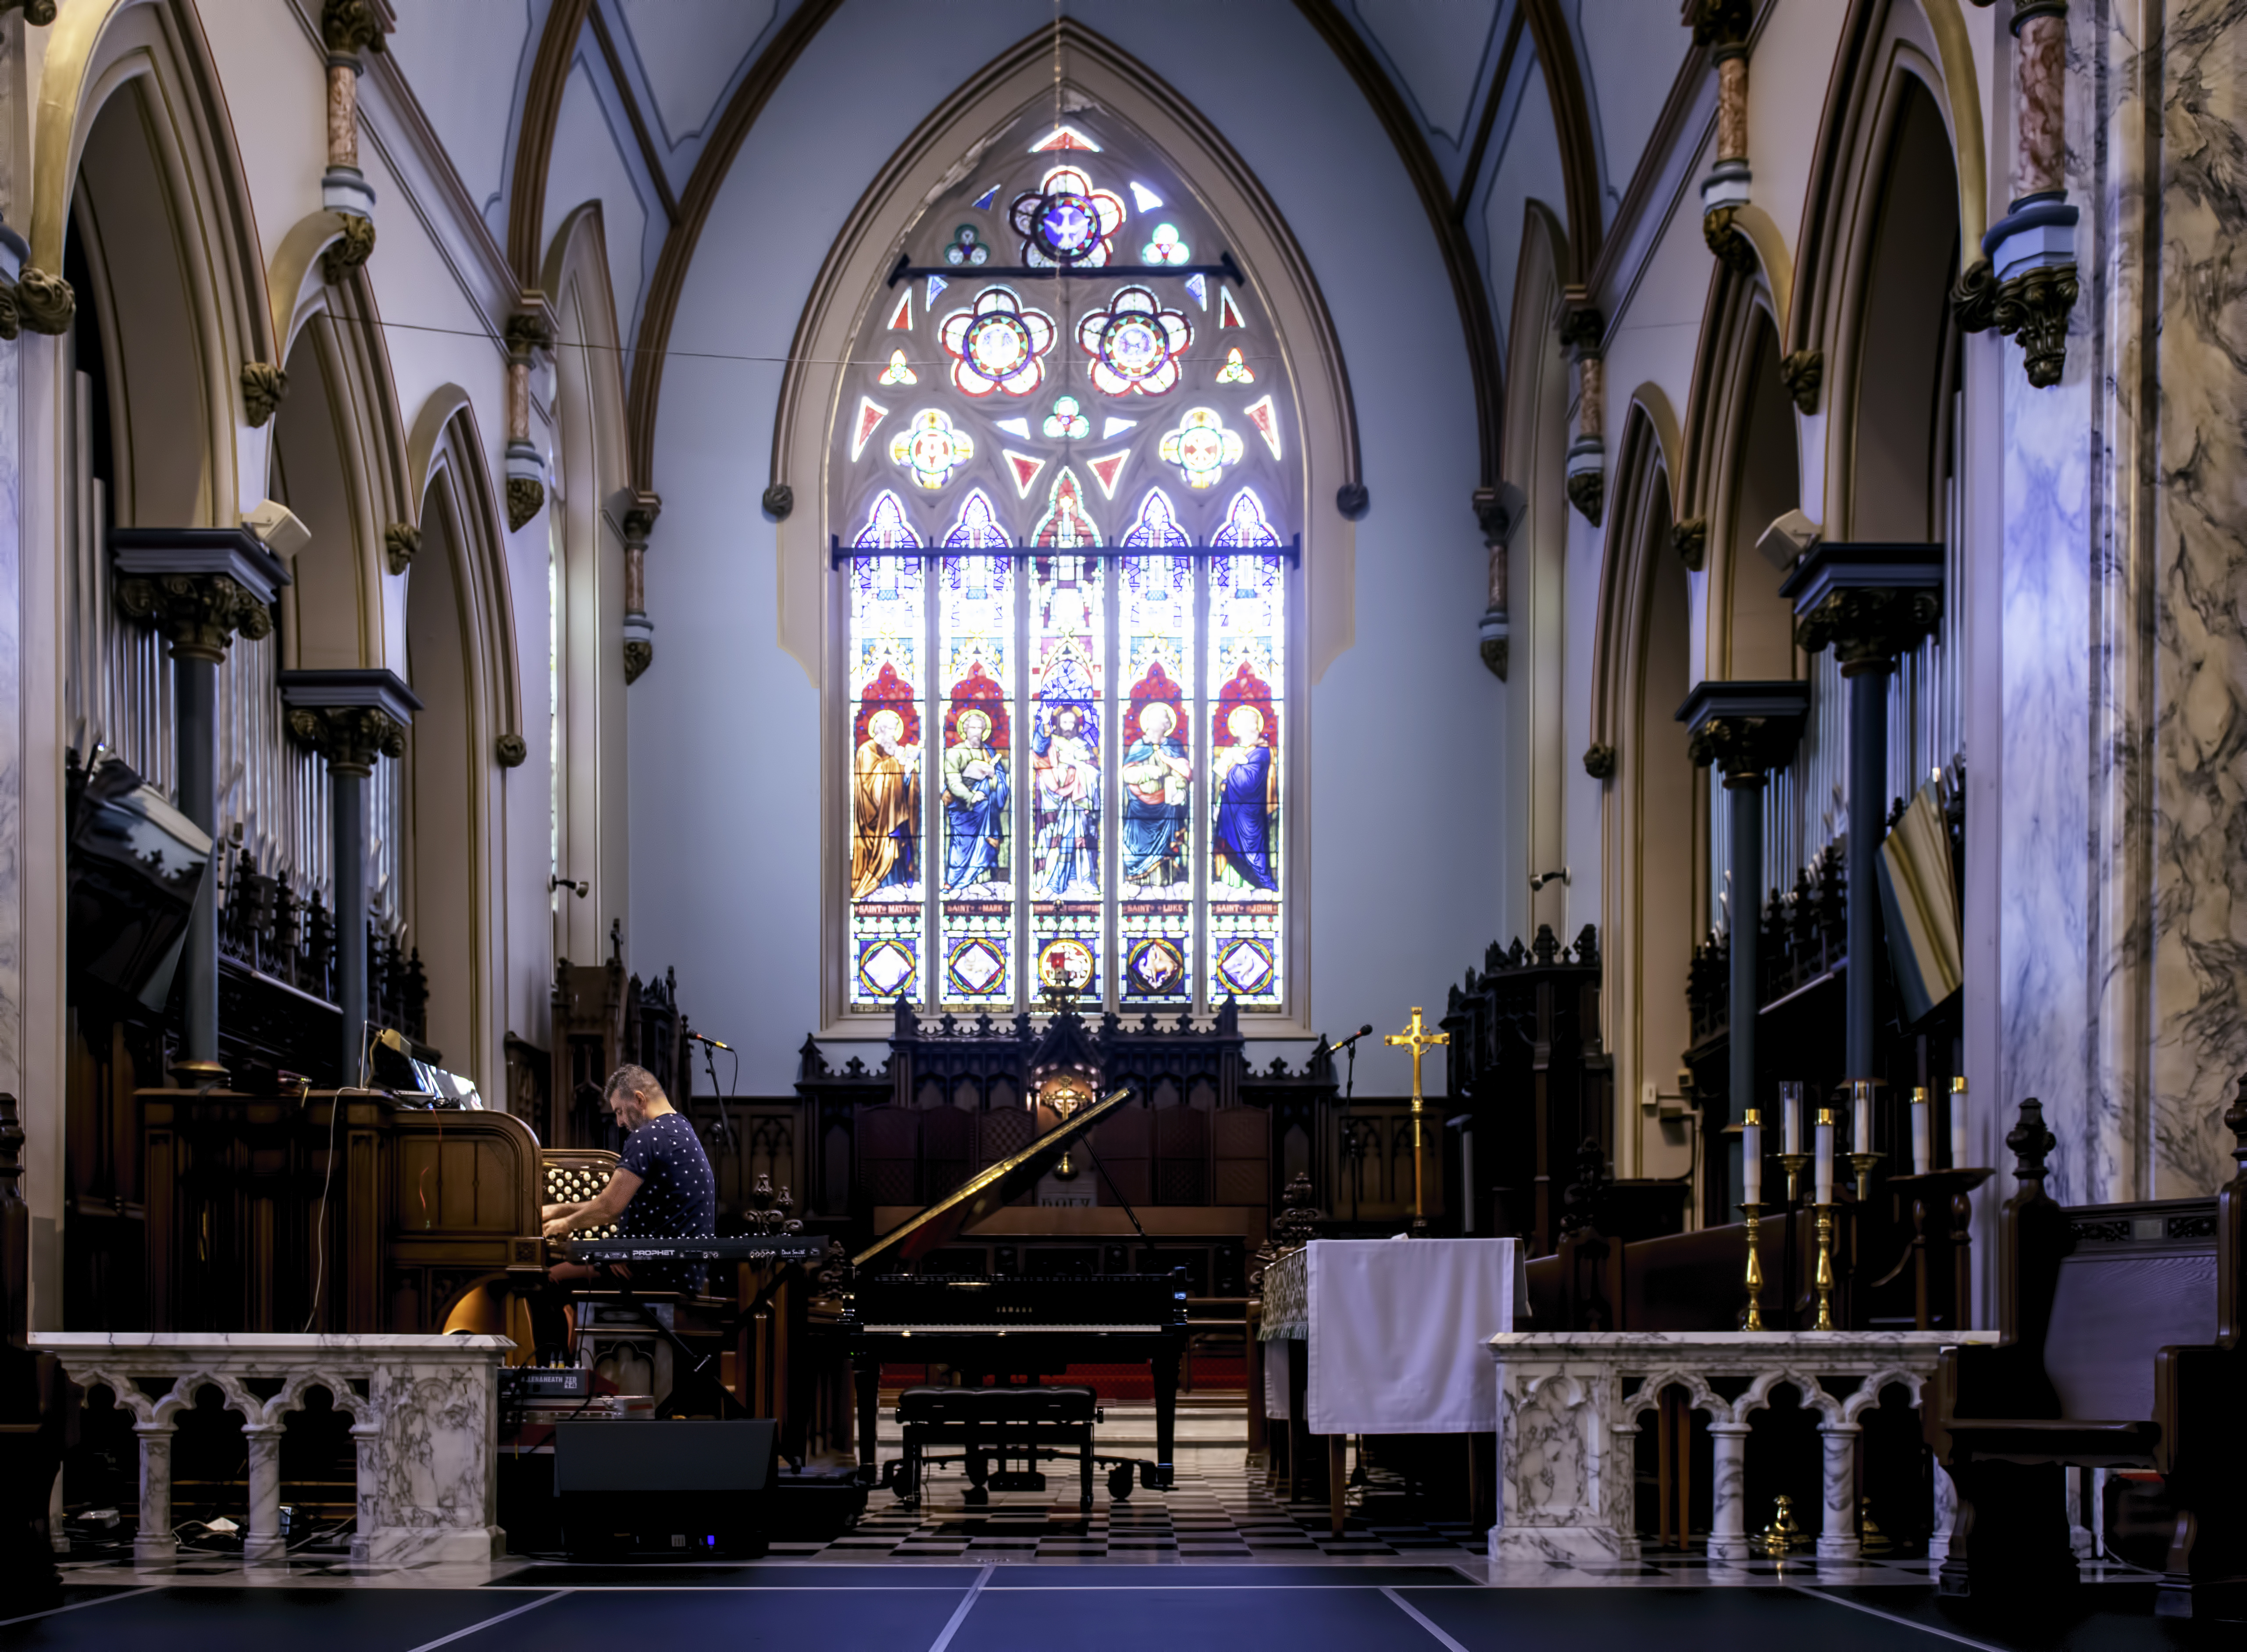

left=1927, top=1094, right=2243, bottom=1620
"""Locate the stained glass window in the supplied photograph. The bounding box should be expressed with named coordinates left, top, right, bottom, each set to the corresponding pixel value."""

left=831, top=113, right=1301, bottom=1018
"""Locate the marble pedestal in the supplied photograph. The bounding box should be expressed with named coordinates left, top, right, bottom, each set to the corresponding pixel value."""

left=1488, top=1330, right=1971, bottom=1565
left=32, top=1333, right=510, bottom=1569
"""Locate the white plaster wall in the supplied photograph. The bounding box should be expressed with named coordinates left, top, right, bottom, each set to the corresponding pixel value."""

left=386, top=0, right=543, bottom=233
left=631, top=0, right=1497, bottom=1097
left=542, top=57, right=653, bottom=344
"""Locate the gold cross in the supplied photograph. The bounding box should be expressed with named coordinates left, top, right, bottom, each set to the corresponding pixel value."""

left=1385, top=1006, right=1448, bottom=1102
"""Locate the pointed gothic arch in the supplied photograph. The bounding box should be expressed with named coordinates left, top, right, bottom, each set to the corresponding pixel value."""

left=541, top=202, right=634, bottom=970
left=35, top=0, right=278, bottom=521
left=1591, top=406, right=1696, bottom=1182
left=398, top=391, right=523, bottom=1092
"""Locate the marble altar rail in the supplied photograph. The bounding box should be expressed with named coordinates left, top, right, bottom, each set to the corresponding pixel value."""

left=30, top=1332, right=510, bottom=1570
left=1488, top=1330, right=1968, bottom=1567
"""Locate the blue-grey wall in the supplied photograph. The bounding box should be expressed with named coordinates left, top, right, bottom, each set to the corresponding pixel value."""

left=631, top=0, right=1501, bottom=1096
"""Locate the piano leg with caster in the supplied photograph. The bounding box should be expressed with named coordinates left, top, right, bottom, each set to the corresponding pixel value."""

left=855, top=1357, right=881, bottom=1486
left=1328, top=1434, right=1347, bottom=1538
left=1152, top=1343, right=1181, bottom=1490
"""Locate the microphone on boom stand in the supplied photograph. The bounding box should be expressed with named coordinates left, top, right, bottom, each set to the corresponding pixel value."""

left=1324, top=1023, right=1374, bottom=1104
left=686, top=1028, right=737, bottom=1150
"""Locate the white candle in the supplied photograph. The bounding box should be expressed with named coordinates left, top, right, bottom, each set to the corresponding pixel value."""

left=1742, top=1110, right=1762, bottom=1206
left=1911, top=1087, right=1932, bottom=1175
left=1781, top=1082, right=1801, bottom=1156
left=1814, top=1110, right=1834, bottom=1205
left=1950, top=1077, right=1969, bottom=1168
left=1853, top=1080, right=1874, bottom=1154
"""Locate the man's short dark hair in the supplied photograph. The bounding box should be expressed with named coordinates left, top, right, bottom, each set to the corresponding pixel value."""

left=604, top=1063, right=664, bottom=1106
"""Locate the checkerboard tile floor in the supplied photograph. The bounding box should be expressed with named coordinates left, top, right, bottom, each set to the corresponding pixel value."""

left=774, top=1449, right=1486, bottom=1561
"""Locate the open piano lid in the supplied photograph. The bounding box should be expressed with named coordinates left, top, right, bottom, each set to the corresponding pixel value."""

left=851, top=1084, right=1134, bottom=1271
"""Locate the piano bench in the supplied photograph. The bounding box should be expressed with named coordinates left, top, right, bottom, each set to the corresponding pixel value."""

left=892, top=1386, right=1122, bottom=1513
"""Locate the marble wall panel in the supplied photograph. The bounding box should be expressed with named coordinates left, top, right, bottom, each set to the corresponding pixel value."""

left=2144, top=0, right=2247, bottom=1196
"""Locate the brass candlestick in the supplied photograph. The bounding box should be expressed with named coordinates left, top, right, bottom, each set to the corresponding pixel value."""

left=1848, top=1150, right=1884, bottom=1203
left=1812, top=1201, right=1837, bottom=1330
left=1780, top=1152, right=1810, bottom=1204
left=1739, top=1201, right=1766, bottom=1330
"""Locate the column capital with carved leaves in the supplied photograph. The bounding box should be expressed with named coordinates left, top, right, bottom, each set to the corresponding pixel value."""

left=277, top=669, right=421, bottom=778
left=1779, top=541, right=1945, bottom=673
left=1677, top=678, right=1810, bottom=789
left=111, top=528, right=293, bottom=663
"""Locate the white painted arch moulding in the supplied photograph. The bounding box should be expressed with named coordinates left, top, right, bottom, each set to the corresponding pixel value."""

left=33, top=0, right=277, bottom=516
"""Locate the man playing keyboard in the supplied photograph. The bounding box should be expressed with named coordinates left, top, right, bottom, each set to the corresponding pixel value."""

left=541, top=1063, right=717, bottom=1294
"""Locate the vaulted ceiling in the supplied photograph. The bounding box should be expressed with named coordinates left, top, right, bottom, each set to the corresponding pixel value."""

left=382, top=0, right=1701, bottom=491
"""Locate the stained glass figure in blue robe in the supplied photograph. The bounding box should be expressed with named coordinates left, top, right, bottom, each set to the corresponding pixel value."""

left=1120, top=700, right=1191, bottom=887
left=1212, top=703, right=1276, bottom=890
left=942, top=707, right=1010, bottom=890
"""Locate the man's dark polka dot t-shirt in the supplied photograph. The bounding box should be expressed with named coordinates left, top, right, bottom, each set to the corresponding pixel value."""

left=615, top=1111, right=717, bottom=1291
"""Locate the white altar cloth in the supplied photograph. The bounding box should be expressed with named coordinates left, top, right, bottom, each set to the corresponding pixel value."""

left=1267, top=1238, right=1524, bottom=1434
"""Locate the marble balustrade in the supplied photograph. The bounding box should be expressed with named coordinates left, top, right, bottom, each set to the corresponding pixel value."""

left=30, top=1333, right=511, bottom=1569
left=1488, top=1330, right=1965, bottom=1566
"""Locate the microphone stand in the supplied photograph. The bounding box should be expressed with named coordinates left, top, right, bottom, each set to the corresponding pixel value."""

left=698, top=1037, right=735, bottom=1153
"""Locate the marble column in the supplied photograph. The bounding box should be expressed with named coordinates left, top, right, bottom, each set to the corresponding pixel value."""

left=133, top=1421, right=175, bottom=1570
left=348, top=1412, right=382, bottom=1568
left=277, top=672, right=421, bottom=1082
left=1686, top=0, right=1755, bottom=276
left=1780, top=545, right=1943, bottom=1083
left=503, top=310, right=551, bottom=532
left=1817, top=1421, right=1862, bottom=1560
left=621, top=494, right=659, bottom=684
left=317, top=0, right=382, bottom=240
left=111, top=532, right=292, bottom=1077
left=241, top=1422, right=287, bottom=1563
left=1931, top=1461, right=1958, bottom=1563
left=1707, top=1421, right=1752, bottom=1562
left=1680, top=681, right=1810, bottom=1211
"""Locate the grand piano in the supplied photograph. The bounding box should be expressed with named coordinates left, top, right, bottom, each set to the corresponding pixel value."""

left=838, top=1084, right=1191, bottom=1491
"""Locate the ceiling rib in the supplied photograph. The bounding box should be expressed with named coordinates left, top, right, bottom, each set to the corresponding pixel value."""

left=508, top=0, right=595, bottom=285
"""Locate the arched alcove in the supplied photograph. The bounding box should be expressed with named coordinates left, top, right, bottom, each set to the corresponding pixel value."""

left=404, top=489, right=477, bottom=1074
left=1594, top=409, right=1696, bottom=1179
left=1846, top=79, right=1959, bottom=540
left=542, top=203, right=633, bottom=973
left=1500, top=203, right=1574, bottom=948
left=1718, top=315, right=1801, bottom=681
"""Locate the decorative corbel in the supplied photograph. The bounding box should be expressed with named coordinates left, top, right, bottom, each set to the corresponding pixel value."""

left=319, top=1, right=390, bottom=227
left=0, top=214, right=72, bottom=339
left=1559, top=299, right=1606, bottom=526
left=321, top=214, right=378, bottom=285
left=1779, top=349, right=1823, bottom=413
left=1672, top=517, right=1708, bottom=572
left=1687, top=0, right=1756, bottom=277
left=503, top=306, right=553, bottom=530
left=621, top=493, right=660, bottom=684
left=383, top=522, right=418, bottom=576
left=495, top=733, right=528, bottom=768
left=1583, top=744, right=1617, bottom=781
left=241, top=362, right=289, bottom=427
left=1965, top=1, right=2077, bottom=387
left=0, top=3, right=58, bottom=25
left=761, top=483, right=794, bottom=520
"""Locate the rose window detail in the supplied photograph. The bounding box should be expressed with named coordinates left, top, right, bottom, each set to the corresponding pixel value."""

left=1076, top=285, right=1193, bottom=397
left=938, top=286, right=1057, bottom=398
left=1011, top=164, right=1127, bottom=267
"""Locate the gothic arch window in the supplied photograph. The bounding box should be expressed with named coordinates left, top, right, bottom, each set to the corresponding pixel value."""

left=832, top=114, right=1304, bottom=1020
